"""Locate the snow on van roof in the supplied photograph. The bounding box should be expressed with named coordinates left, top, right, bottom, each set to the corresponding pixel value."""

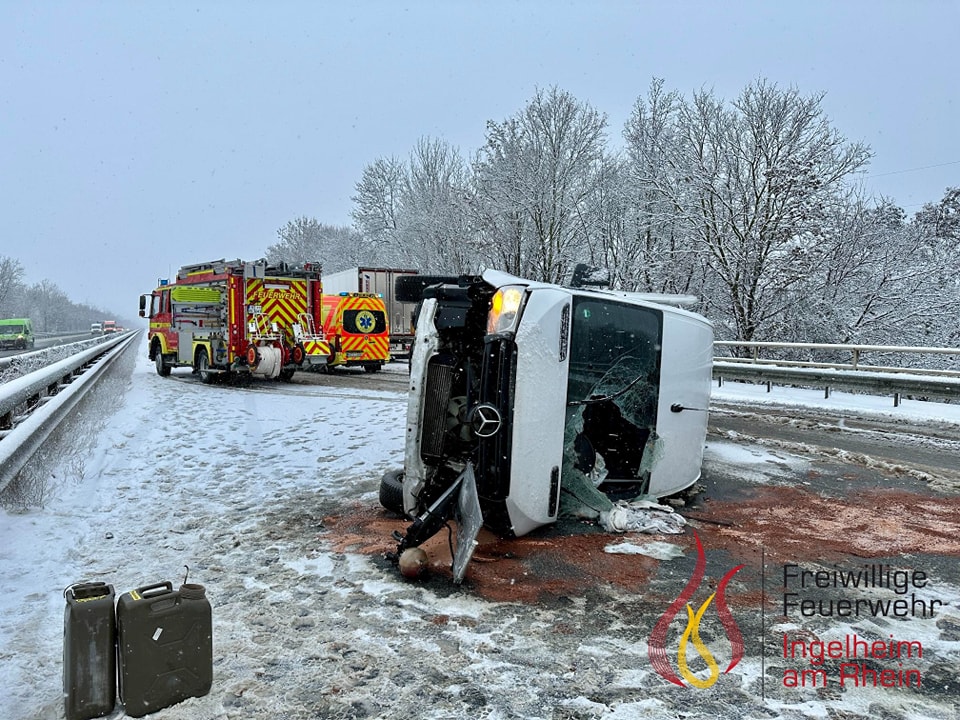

left=480, top=268, right=710, bottom=320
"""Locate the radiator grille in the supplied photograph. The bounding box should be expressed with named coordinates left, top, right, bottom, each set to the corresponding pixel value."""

left=422, top=361, right=454, bottom=458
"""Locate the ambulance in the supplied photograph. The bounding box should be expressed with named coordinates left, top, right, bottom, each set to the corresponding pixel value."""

left=321, top=293, right=391, bottom=372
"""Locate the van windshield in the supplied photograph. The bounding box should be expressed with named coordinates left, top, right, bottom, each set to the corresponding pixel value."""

left=563, top=296, right=663, bottom=495
left=1, top=324, right=25, bottom=334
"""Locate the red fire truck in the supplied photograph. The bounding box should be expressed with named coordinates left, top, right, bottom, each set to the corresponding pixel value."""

left=139, top=259, right=331, bottom=382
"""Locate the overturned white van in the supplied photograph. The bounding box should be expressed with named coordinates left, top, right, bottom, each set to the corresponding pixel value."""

left=381, top=269, right=713, bottom=581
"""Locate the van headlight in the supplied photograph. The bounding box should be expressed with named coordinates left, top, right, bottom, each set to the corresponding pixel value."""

left=486, top=285, right=526, bottom=335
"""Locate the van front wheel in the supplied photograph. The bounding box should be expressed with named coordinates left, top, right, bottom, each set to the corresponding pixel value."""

left=378, top=470, right=405, bottom=516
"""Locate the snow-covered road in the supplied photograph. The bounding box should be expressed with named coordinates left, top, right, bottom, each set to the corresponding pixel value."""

left=2, top=344, right=958, bottom=719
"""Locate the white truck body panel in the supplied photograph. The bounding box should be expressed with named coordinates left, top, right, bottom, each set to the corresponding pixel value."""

left=322, top=267, right=419, bottom=345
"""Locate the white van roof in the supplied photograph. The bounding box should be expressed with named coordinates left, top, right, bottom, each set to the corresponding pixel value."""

left=480, top=269, right=710, bottom=322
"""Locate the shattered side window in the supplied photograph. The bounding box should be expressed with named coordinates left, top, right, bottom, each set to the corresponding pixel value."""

left=561, top=297, right=662, bottom=514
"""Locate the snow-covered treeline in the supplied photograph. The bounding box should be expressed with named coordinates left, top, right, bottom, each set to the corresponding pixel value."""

left=0, top=257, right=113, bottom=332
left=268, top=79, right=960, bottom=354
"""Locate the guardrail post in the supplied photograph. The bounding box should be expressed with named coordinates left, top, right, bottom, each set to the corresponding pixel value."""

left=766, top=381, right=772, bottom=393
left=852, top=348, right=860, bottom=369
left=894, top=392, right=901, bottom=407
left=824, top=386, right=831, bottom=399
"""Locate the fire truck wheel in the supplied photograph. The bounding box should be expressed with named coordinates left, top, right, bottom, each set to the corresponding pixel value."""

left=363, top=363, right=382, bottom=374
left=278, top=368, right=296, bottom=382
left=291, top=345, right=305, bottom=364
left=196, top=348, right=215, bottom=384
left=154, top=348, right=171, bottom=377
left=378, top=469, right=405, bottom=516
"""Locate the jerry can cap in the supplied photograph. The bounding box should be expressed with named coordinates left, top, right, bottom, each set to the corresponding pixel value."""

left=179, top=583, right=207, bottom=600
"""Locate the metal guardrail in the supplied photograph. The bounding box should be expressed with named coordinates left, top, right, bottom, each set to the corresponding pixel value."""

left=0, top=332, right=123, bottom=372
left=0, top=332, right=139, bottom=493
left=35, top=330, right=94, bottom=340
left=713, top=341, right=960, bottom=405
left=715, top=340, right=960, bottom=370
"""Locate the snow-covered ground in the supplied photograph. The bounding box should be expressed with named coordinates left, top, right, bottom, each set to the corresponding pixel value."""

left=1, top=348, right=958, bottom=719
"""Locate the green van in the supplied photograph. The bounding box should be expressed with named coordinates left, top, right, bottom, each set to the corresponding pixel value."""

left=0, top=318, right=35, bottom=350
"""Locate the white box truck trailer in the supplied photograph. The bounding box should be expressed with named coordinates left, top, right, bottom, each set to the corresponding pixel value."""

left=322, top=267, right=420, bottom=356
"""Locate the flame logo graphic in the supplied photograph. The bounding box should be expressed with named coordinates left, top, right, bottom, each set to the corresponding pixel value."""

left=648, top=531, right=744, bottom=688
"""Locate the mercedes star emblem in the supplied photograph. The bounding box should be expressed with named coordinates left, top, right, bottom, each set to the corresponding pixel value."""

left=470, top=403, right=502, bottom=438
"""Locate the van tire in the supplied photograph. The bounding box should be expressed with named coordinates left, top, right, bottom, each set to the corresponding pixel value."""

left=379, top=470, right=405, bottom=516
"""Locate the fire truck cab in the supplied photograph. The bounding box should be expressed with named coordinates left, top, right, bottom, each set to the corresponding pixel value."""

left=321, top=293, right=391, bottom=373
left=139, top=259, right=331, bottom=382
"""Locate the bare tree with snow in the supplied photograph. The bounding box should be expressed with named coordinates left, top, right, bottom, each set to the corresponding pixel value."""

left=639, top=80, right=871, bottom=341
left=351, top=156, right=406, bottom=255
left=0, top=256, right=25, bottom=315
left=619, top=79, right=708, bottom=297
left=398, top=137, right=475, bottom=273
left=472, top=87, right=607, bottom=283
left=352, top=140, right=476, bottom=273
left=267, top=217, right=369, bottom=274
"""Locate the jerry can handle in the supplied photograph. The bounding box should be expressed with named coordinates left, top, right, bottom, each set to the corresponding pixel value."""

left=135, top=581, right=174, bottom=598
left=64, top=581, right=111, bottom=601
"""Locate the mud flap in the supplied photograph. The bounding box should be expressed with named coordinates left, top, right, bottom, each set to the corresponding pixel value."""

left=452, top=463, right=483, bottom=584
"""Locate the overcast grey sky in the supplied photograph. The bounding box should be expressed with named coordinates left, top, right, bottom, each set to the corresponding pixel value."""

left=1, top=1, right=957, bottom=319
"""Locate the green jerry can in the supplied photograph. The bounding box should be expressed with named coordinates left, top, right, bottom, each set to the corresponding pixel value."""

left=63, top=581, right=117, bottom=720
left=116, top=581, right=213, bottom=717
